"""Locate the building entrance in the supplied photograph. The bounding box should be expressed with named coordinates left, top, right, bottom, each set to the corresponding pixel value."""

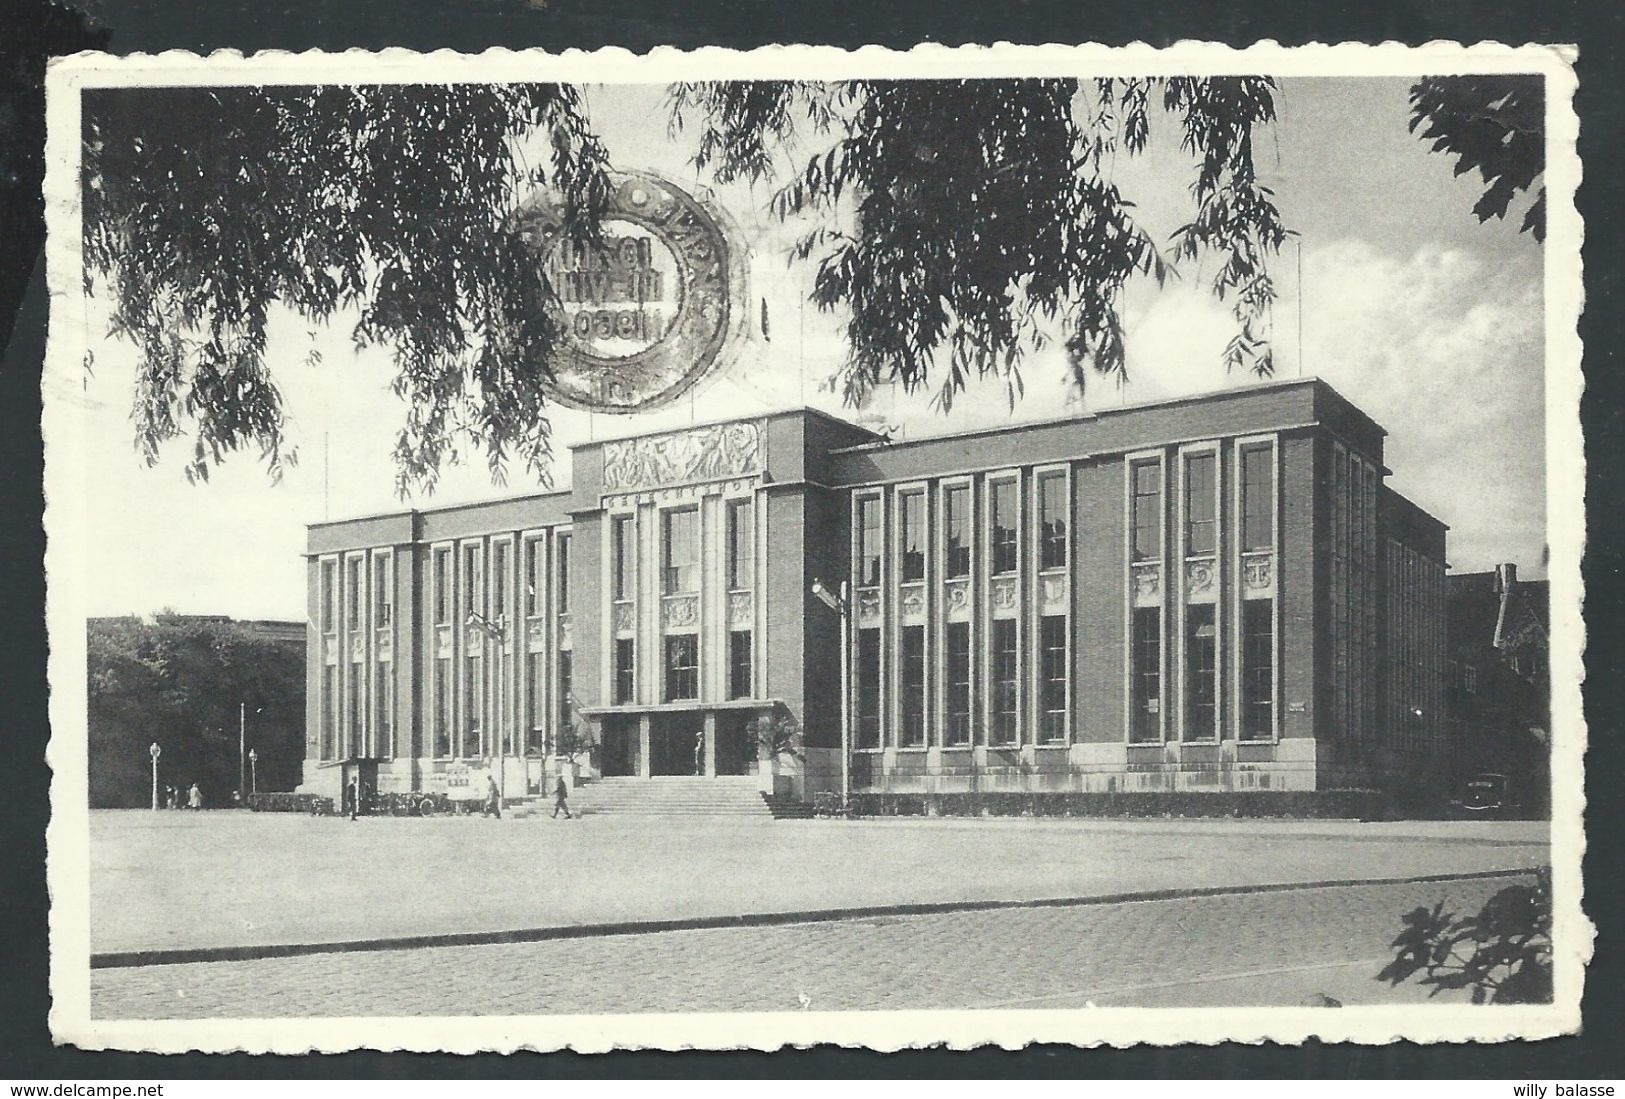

left=715, top=712, right=757, bottom=776
left=651, top=713, right=704, bottom=776
left=600, top=716, right=640, bottom=777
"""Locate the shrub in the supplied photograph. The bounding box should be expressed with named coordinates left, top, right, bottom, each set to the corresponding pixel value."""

left=1378, top=868, right=1553, bottom=1004
left=248, top=791, right=333, bottom=815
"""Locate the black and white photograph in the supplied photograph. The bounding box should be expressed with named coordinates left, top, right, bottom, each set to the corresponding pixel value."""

left=40, top=42, right=1583, bottom=1051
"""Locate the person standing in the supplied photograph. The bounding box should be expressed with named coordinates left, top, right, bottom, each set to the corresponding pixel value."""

left=187, top=782, right=202, bottom=810
left=484, top=775, right=502, bottom=819
left=551, top=774, right=572, bottom=819
left=348, top=775, right=360, bottom=821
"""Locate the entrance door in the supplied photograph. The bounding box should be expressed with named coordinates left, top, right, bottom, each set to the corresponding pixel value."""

left=651, top=713, right=704, bottom=776
left=715, top=713, right=757, bottom=776
left=600, top=717, right=640, bottom=777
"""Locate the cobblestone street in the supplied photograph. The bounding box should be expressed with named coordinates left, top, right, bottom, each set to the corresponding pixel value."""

left=92, top=874, right=1526, bottom=1017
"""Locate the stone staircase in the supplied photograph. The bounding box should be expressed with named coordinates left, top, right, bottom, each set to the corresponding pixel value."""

left=508, top=776, right=813, bottom=819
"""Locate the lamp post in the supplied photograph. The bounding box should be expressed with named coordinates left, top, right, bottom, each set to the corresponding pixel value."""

left=466, top=611, right=507, bottom=802
left=248, top=748, right=258, bottom=796
left=810, top=578, right=851, bottom=806
left=148, top=742, right=161, bottom=811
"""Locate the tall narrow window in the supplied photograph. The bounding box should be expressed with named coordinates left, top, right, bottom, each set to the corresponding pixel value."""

left=1131, top=462, right=1162, bottom=562
left=375, top=657, right=393, bottom=756
left=991, top=479, right=1018, bottom=575
left=1185, top=604, right=1217, bottom=739
left=373, top=555, right=393, bottom=628
left=321, top=665, right=337, bottom=759
left=524, top=538, right=543, bottom=618
left=664, top=634, right=698, bottom=701
left=556, top=650, right=573, bottom=738
left=347, top=556, right=363, bottom=631
left=991, top=618, right=1018, bottom=743
left=1130, top=607, right=1161, bottom=743
left=462, top=543, right=482, bottom=617
left=464, top=646, right=483, bottom=757
left=527, top=650, right=546, bottom=754
left=1040, top=615, right=1067, bottom=742
left=432, top=548, right=451, bottom=625
left=900, top=624, right=926, bottom=746
left=729, top=630, right=753, bottom=699
left=945, top=622, right=972, bottom=745
left=857, top=497, right=882, bottom=586
left=320, top=560, right=337, bottom=633
left=1038, top=473, right=1067, bottom=570
left=1241, top=444, right=1274, bottom=552
left=663, top=509, right=698, bottom=594
left=900, top=492, right=926, bottom=582
left=726, top=499, right=753, bottom=591
left=434, top=657, right=452, bottom=758
left=612, top=515, right=634, bottom=600
left=856, top=628, right=881, bottom=748
left=1241, top=600, right=1274, bottom=739
left=614, top=637, right=635, bottom=704
left=556, top=533, right=571, bottom=613
left=944, top=485, right=971, bottom=579
left=1184, top=453, right=1216, bottom=555
left=492, top=540, right=510, bottom=622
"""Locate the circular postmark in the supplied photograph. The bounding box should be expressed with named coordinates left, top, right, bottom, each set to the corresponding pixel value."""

left=515, top=171, right=741, bottom=414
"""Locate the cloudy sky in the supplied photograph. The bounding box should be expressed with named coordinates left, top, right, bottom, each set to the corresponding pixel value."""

left=64, top=76, right=1547, bottom=622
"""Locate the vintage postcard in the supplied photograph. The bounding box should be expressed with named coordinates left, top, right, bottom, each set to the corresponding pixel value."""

left=41, top=41, right=1584, bottom=1052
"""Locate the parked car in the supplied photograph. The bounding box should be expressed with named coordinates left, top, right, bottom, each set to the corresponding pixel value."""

left=1451, top=772, right=1512, bottom=816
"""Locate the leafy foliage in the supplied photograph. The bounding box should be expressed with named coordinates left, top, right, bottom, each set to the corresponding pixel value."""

left=670, top=77, right=1289, bottom=408
left=87, top=615, right=305, bottom=807
left=88, top=78, right=1291, bottom=489
left=751, top=712, right=802, bottom=762
left=1378, top=868, right=1553, bottom=1004
left=554, top=718, right=599, bottom=764
left=83, top=84, right=610, bottom=494
left=1409, top=76, right=1545, bottom=241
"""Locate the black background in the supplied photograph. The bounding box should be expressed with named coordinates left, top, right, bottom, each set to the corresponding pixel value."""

left=2, top=0, right=1620, bottom=1078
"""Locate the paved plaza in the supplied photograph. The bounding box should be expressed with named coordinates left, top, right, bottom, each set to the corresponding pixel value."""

left=86, top=812, right=1548, bottom=1017
left=89, top=810, right=1546, bottom=957
left=92, top=873, right=1530, bottom=1017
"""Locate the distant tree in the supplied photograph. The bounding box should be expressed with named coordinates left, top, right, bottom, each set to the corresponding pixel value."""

left=85, top=78, right=1289, bottom=491
left=1409, top=75, right=1545, bottom=241
left=87, top=615, right=305, bottom=807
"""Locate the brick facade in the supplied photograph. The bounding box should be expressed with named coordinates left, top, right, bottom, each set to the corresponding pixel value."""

left=302, top=378, right=1449, bottom=809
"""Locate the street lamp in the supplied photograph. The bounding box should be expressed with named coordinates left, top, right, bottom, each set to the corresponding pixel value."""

left=148, top=742, right=161, bottom=811
left=239, top=703, right=261, bottom=806
left=466, top=611, right=507, bottom=803
left=248, top=748, right=259, bottom=796
left=810, top=578, right=851, bottom=806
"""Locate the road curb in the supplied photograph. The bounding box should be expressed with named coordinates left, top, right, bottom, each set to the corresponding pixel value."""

left=91, top=865, right=1541, bottom=970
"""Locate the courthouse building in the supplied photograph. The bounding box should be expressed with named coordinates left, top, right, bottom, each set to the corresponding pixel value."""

left=302, top=377, right=1449, bottom=811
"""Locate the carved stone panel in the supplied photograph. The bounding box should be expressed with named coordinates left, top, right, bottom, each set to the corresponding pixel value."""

left=375, top=631, right=392, bottom=660
left=322, top=636, right=338, bottom=665
left=1131, top=561, right=1162, bottom=608
left=662, top=593, right=700, bottom=632
left=900, top=583, right=927, bottom=626
left=1040, top=573, right=1068, bottom=614
left=349, top=634, right=365, bottom=662
left=991, top=575, right=1020, bottom=618
left=602, top=420, right=762, bottom=493
left=612, top=601, right=636, bottom=634
left=558, top=613, right=573, bottom=651
left=1242, top=552, right=1275, bottom=599
left=728, top=590, right=753, bottom=630
left=944, top=579, right=972, bottom=623
left=434, top=625, right=453, bottom=659
left=1185, top=557, right=1217, bottom=604
left=856, top=588, right=882, bottom=627
left=526, top=618, right=546, bottom=652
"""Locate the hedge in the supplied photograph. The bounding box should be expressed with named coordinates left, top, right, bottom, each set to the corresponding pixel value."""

left=248, top=791, right=334, bottom=815
left=847, top=789, right=1397, bottom=820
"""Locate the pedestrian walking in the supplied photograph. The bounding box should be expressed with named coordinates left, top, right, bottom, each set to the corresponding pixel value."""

left=484, top=775, right=502, bottom=819
left=187, top=782, right=202, bottom=810
left=551, top=774, right=572, bottom=819
left=348, top=775, right=360, bottom=821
